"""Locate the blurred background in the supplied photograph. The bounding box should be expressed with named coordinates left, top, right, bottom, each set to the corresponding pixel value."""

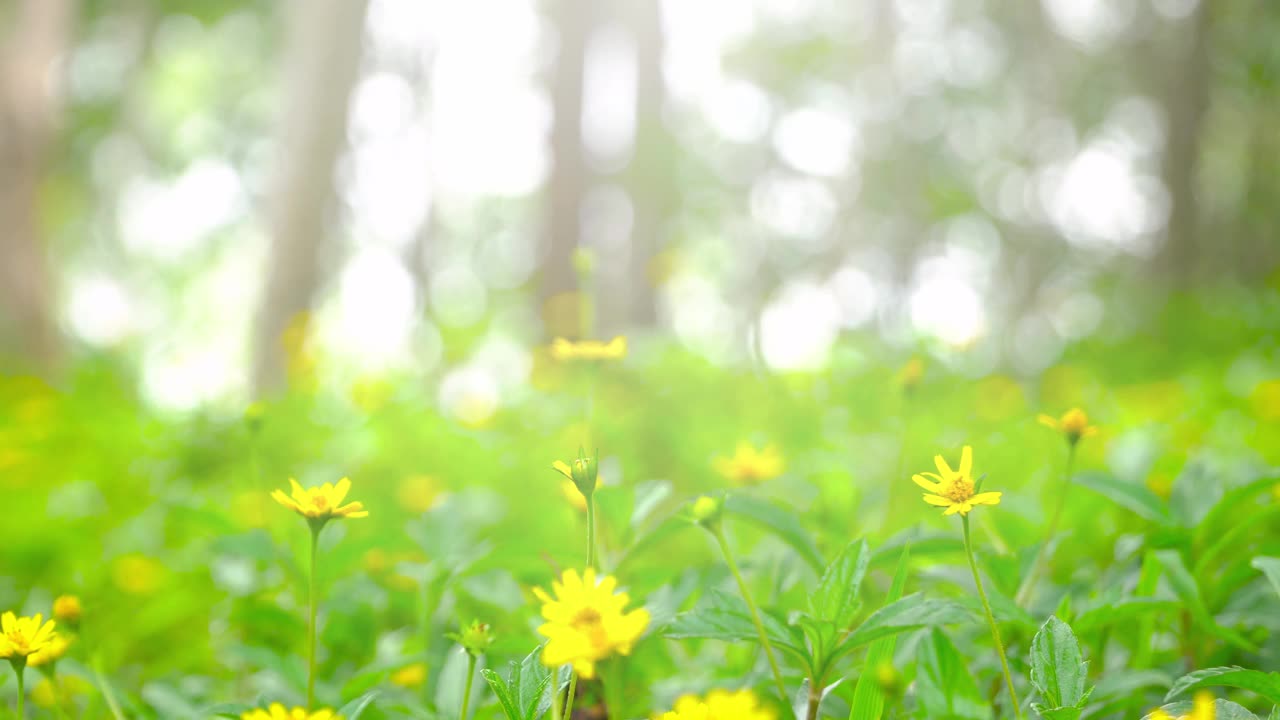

left=0, top=0, right=1277, bottom=405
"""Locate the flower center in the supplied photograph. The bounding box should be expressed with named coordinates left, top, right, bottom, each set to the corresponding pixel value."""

left=570, top=607, right=609, bottom=648
left=943, top=475, right=974, bottom=503
left=309, top=494, right=330, bottom=511
left=6, top=630, right=28, bottom=652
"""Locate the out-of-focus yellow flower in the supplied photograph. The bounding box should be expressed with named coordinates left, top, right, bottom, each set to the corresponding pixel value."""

left=899, top=357, right=924, bottom=391
left=112, top=554, right=166, bottom=595
left=28, top=633, right=70, bottom=668
left=232, top=490, right=272, bottom=528
left=363, top=548, right=389, bottom=574
left=52, top=595, right=80, bottom=624
left=1149, top=691, right=1215, bottom=720
left=0, top=612, right=57, bottom=659
left=533, top=568, right=650, bottom=678
left=713, top=442, right=785, bottom=485
left=1038, top=408, right=1099, bottom=445
left=1146, top=473, right=1173, bottom=500
left=668, top=689, right=774, bottom=720
left=911, top=445, right=1001, bottom=517
left=875, top=660, right=903, bottom=696
left=390, top=662, right=427, bottom=688
left=560, top=478, right=601, bottom=511
left=271, top=478, right=368, bottom=521
left=397, top=474, right=440, bottom=514
left=241, top=704, right=341, bottom=720
left=31, top=674, right=90, bottom=708
left=549, top=336, right=627, bottom=361
left=1250, top=379, right=1280, bottom=421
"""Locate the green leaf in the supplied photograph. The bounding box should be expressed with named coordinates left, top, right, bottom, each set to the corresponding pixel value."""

left=848, top=544, right=910, bottom=720
left=1250, top=556, right=1280, bottom=600
left=1142, top=699, right=1260, bottom=720
left=830, top=593, right=969, bottom=663
left=1154, top=550, right=1256, bottom=651
left=1166, top=667, right=1280, bottom=705
left=480, top=645, right=554, bottom=720
left=203, top=703, right=254, bottom=719
left=1029, top=616, right=1091, bottom=711
left=809, top=538, right=869, bottom=629
left=725, top=495, right=825, bottom=572
left=915, top=628, right=991, bottom=720
left=665, top=590, right=807, bottom=660
left=336, top=690, right=379, bottom=719
left=1074, top=471, right=1170, bottom=524
left=1071, top=598, right=1179, bottom=634
left=1194, top=475, right=1279, bottom=547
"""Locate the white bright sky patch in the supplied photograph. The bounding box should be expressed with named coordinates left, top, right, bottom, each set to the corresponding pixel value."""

left=1041, top=140, right=1168, bottom=253
left=427, top=0, right=548, bottom=196
left=1041, top=0, right=1136, bottom=49
left=750, top=174, right=838, bottom=239
left=660, top=0, right=755, bottom=102
left=438, top=365, right=500, bottom=425
left=700, top=79, right=773, bottom=144
left=664, top=272, right=737, bottom=362
left=582, top=24, right=638, bottom=170
left=346, top=129, right=432, bottom=249
left=827, top=266, right=878, bottom=329
left=909, top=263, right=986, bottom=346
left=429, top=264, right=488, bottom=328
left=119, top=159, right=244, bottom=262
left=327, top=249, right=418, bottom=366
left=773, top=107, right=857, bottom=177
left=760, top=280, right=841, bottom=371
left=66, top=273, right=135, bottom=346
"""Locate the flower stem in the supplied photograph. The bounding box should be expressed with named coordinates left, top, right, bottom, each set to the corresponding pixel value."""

left=713, top=525, right=789, bottom=704
left=586, top=495, right=597, bottom=569
left=1016, top=443, right=1077, bottom=607
left=307, top=523, right=321, bottom=710
left=963, top=517, right=1021, bottom=718
left=562, top=671, right=578, bottom=720
left=459, top=652, right=477, bottom=720
left=15, top=663, right=24, bottom=720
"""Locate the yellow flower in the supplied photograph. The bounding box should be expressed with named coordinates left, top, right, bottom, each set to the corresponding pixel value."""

left=28, top=633, right=71, bottom=668
left=0, top=612, right=58, bottom=659
left=1146, top=473, right=1173, bottom=500
left=549, top=336, right=627, bottom=361
left=112, top=554, right=166, bottom=595
left=911, top=445, right=1001, bottom=517
left=669, top=689, right=775, bottom=720
left=52, top=595, right=81, bottom=624
left=1149, top=691, right=1215, bottom=720
left=271, top=478, right=369, bottom=521
left=712, top=442, right=785, bottom=485
left=533, top=568, right=650, bottom=678
left=241, top=704, right=342, bottom=720
left=899, top=357, right=924, bottom=390
left=1038, top=408, right=1098, bottom=444
left=397, top=474, right=440, bottom=514
left=390, top=662, right=427, bottom=688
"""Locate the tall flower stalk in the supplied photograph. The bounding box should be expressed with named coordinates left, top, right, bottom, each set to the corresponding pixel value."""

left=963, top=515, right=1020, bottom=717
left=271, top=477, right=368, bottom=709
left=1018, top=409, right=1098, bottom=607
left=909, top=446, right=1019, bottom=717
left=692, top=496, right=789, bottom=704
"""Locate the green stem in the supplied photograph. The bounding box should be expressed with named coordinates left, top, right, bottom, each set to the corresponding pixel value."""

left=1017, top=443, right=1077, bottom=607
left=562, top=671, right=578, bottom=720
left=713, top=525, right=789, bottom=704
left=586, top=495, right=597, bottom=569
left=963, top=517, right=1021, bottom=718
left=459, top=653, right=477, bottom=720
left=307, top=523, right=321, bottom=710
left=90, top=656, right=125, bottom=720
left=552, top=677, right=564, bottom=720
left=16, top=663, right=24, bottom=720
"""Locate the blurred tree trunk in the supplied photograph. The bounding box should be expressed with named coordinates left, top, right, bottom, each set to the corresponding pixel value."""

left=542, top=0, right=591, bottom=338
left=625, top=0, right=668, bottom=329
left=0, top=0, right=74, bottom=369
left=252, top=0, right=370, bottom=393
left=1158, top=2, right=1212, bottom=283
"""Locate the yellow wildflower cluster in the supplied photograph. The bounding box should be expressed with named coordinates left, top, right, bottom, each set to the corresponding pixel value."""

left=660, top=689, right=775, bottom=720
left=713, top=442, right=785, bottom=485
left=241, top=705, right=342, bottom=720
left=534, top=568, right=650, bottom=678
left=911, top=445, right=1001, bottom=516
left=550, top=336, right=628, bottom=361
left=271, top=478, right=369, bottom=521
